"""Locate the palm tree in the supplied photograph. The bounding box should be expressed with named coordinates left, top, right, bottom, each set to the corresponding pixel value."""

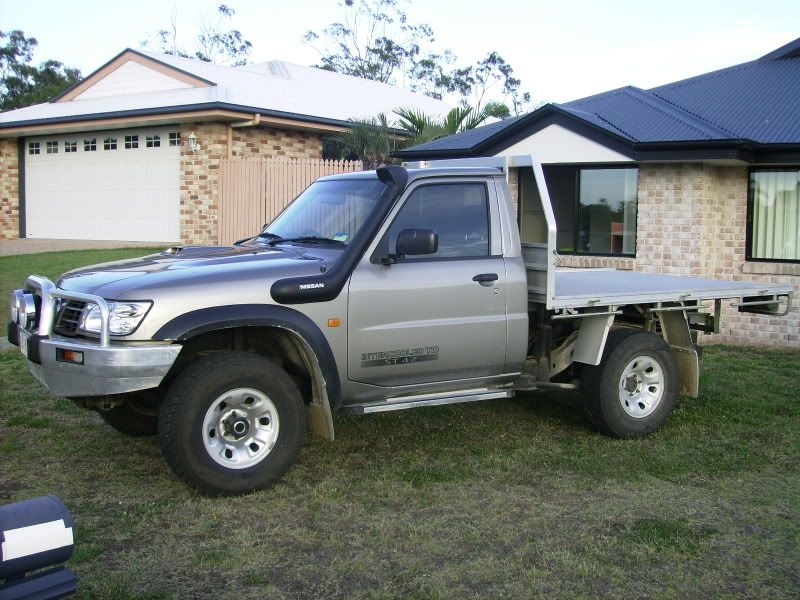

left=394, top=102, right=508, bottom=146
left=330, top=113, right=399, bottom=169
left=329, top=102, right=512, bottom=167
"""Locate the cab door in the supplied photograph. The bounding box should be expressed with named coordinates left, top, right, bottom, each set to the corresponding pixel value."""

left=347, top=180, right=507, bottom=387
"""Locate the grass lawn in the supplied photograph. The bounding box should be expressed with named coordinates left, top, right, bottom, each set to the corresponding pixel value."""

left=1, top=251, right=799, bottom=599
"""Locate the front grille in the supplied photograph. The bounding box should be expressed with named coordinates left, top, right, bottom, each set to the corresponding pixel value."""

left=54, top=300, right=87, bottom=336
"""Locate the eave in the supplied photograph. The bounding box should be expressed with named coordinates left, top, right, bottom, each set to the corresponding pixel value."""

left=0, top=102, right=353, bottom=138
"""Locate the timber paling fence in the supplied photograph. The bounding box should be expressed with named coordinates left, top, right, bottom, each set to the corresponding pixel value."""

left=218, top=158, right=363, bottom=245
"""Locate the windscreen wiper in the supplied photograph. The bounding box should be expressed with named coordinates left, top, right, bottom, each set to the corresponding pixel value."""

left=234, top=231, right=282, bottom=246
left=267, top=236, right=345, bottom=247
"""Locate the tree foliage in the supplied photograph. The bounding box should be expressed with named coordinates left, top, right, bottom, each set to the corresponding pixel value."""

left=142, top=4, right=252, bottom=66
left=328, top=113, right=399, bottom=169
left=0, top=30, right=82, bottom=111
left=326, top=102, right=499, bottom=166
left=393, top=104, right=497, bottom=145
left=305, top=0, right=532, bottom=116
left=304, top=0, right=433, bottom=83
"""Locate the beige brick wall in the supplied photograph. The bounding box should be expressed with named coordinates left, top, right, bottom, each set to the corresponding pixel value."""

left=511, top=163, right=799, bottom=348
left=637, top=165, right=799, bottom=348
left=0, top=138, right=19, bottom=240
left=232, top=126, right=323, bottom=159
left=180, top=122, right=228, bottom=245
left=636, top=164, right=705, bottom=276
left=179, top=123, right=324, bottom=244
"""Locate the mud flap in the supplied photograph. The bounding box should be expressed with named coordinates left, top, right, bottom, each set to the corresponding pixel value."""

left=657, top=311, right=699, bottom=398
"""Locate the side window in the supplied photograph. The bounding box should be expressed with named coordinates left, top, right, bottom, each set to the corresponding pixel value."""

left=387, top=183, right=490, bottom=259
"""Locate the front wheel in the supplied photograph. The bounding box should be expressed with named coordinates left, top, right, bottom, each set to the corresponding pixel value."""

left=582, top=329, right=679, bottom=438
left=159, top=352, right=306, bottom=495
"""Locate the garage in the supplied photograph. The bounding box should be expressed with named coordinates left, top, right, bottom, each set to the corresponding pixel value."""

left=24, top=128, right=181, bottom=242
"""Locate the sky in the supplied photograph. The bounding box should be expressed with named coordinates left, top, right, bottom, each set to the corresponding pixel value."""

left=1, top=0, right=798, bottom=106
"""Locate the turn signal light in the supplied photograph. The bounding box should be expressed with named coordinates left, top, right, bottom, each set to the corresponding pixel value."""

left=56, top=349, right=84, bottom=365
left=327, top=318, right=341, bottom=328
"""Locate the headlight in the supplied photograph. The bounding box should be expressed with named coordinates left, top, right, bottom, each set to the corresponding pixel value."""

left=10, top=291, right=20, bottom=322
left=78, top=301, right=152, bottom=336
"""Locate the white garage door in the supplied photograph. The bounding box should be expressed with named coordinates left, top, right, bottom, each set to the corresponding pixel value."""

left=25, top=128, right=181, bottom=242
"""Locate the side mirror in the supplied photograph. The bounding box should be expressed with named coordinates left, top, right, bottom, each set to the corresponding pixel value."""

left=396, top=229, right=438, bottom=257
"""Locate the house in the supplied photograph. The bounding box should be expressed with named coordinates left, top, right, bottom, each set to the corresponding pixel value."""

left=395, top=37, right=800, bottom=348
left=0, top=48, right=450, bottom=244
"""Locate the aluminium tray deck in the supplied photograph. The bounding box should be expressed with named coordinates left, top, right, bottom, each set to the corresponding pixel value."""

left=549, top=269, right=793, bottom=310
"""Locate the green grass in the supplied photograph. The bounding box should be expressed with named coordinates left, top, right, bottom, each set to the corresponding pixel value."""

left=1, top=247, right=164, bottom=319
left=0, top=345, right=797, bottom=599
left=0, top=250, right=798, bottom=598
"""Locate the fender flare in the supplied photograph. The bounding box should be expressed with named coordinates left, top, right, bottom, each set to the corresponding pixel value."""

left=153, top=304, right=342, bottom=409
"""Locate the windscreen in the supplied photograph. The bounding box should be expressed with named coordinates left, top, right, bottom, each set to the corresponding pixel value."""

left=266, top=178, right=387, bottom=245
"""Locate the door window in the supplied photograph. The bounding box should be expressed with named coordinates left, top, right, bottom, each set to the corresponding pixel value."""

left=387, top=183, right=490, bottom=259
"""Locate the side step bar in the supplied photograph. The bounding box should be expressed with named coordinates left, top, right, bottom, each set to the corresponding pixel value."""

left=342, top=387, right=514, bottom=415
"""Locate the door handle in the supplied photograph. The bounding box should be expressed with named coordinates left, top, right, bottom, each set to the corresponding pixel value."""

left=472, top=273, right=498, bottom=283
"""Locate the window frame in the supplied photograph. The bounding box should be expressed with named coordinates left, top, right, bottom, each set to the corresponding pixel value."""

left=746, top=166, right=800, bottom=264
left=379, top=180, right=496, bottom=263
left=124, top=135, right=139, bottom=149
left=146, top=135, right=161, bottom=148
left=64, top=140, right=77, bottom=153
left=84, top=138, right=97, bottom=152
left=168, top=132, right=181, bottom=147
left=103, top=137, right=117, bottom=151
left=536, top=163, right=639, bottom=258
left=28, top=142, right=40, bottom=155
left=46, top=140, right=58, bottom=154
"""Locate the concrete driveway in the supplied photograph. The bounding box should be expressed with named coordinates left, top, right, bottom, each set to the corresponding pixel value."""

left=1, top=238, right=174, bottom=256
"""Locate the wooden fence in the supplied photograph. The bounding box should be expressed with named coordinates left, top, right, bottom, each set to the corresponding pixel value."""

left=218, top=158, right=363, bottom=245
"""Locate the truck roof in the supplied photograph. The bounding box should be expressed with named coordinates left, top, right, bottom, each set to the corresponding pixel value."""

left=316, top=166, right=504, bottom=183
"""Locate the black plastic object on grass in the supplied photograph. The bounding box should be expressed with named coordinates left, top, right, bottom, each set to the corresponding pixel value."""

left=0, top=495, right=77, bottom=599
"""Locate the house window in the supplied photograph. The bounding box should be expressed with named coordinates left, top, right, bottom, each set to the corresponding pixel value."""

left=84, top=138, right=97, bottom=151
left=104, top=137, right=117, bottom=150
left=124, top=135, right=139, bottom=149
left=386, top=183, right=490, bottom=259
left=146, top=135, right=160, bottom=148
left=28, top=142, right=40, bottom=155
left=46, top=141, right=58, bottom=154
left=748, top=169, right=800, bottom=262
left=65, top=140, right=77, bottom=153
left=168, top=132, right=181, bottom=146
left=544, top=166, right=638, bottom=256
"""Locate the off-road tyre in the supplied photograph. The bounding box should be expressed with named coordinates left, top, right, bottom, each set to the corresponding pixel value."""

left=159, top=351, right=306, bottom=495
left=98, top=392, right=160, bottom=436
left=582, top=328, right=678, bottom=438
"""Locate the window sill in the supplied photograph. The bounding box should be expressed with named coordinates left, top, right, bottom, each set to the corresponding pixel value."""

left=742, top=261, right=800, bottom=276
left=557, top=255, right=636, bottom=270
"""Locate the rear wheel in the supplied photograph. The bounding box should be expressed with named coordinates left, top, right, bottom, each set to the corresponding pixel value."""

left=159, top=352, right=306, bottom=495
left=582, top=328, right=678, bottom=438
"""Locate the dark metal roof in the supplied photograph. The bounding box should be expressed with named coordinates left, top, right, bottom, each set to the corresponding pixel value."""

left=395, top=36, right=800, bottom=161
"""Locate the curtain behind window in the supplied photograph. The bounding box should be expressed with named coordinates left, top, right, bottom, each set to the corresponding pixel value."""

left=751, top=170, right=800, bottom=261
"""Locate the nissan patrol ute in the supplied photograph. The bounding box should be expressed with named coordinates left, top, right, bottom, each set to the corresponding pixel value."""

left=8, top=156, right=793, bottom=495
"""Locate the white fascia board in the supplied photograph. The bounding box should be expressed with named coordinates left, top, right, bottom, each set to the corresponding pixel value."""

left=495, top=123, right=633, bottom=164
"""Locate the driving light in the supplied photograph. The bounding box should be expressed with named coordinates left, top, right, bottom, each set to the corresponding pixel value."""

left=78, top=301, right=152, bottom=336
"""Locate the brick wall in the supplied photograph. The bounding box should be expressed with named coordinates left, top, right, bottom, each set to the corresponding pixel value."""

left=231, top=126, right=323, bottom=159
left=0, top=138, right=19, bottom=239
left=637, top=165, right=799, bottom=347
left=511, top=163, right=799, bottom=348
left=179, top=123, right=324, bottom=244
left=180, top=123, right=228, bottom=245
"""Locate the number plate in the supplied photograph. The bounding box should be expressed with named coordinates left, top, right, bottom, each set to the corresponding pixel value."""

left=18, top=327, right=30, bottom=359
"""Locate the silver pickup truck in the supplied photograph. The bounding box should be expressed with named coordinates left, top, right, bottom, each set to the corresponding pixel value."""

left=8, top=156, right=793, bottom=495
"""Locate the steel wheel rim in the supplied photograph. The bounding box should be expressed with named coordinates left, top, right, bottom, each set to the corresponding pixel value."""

left=618, top=355, right=665, bottom=419
left=202, top=388, right=280, bottom=470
